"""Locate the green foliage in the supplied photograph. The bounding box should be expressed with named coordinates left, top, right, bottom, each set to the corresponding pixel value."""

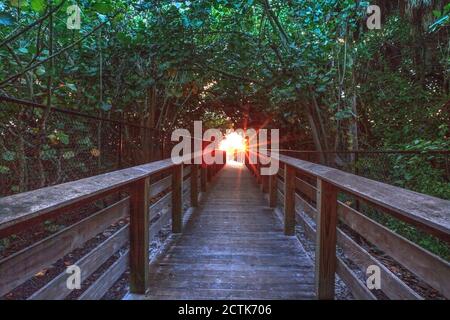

left=30, top=0, right=46, bottom=13
left=0, top=12, right=14, bottom=26
left=430, top=3, right=450, bottom=32
left=2, top=150, right=16, bottom=161
left=0, top=165, right=10, bottom=174
left=202, top=110, right=230, bottom=130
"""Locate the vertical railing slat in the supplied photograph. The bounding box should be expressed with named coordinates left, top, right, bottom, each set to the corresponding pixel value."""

left=283, top=165, right=296, bottom=235
left=191, top=164, right=199, bottom=207
left=172, top=165, right=183, bottom=233
left=201, top=165, right=207, bottom=192
left=261, top=164, right=269, bottom=193
left=269, top=173, right=277, bottom=208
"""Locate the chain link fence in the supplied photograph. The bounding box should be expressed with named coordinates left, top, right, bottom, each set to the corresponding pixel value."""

left=0, top=98, right=169, bottom=197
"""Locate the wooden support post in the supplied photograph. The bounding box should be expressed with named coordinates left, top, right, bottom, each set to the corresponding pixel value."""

left=191, top=164, right=199, bottom=207
left=283, top=165, right=295, bottom=236
left=269, top=173, right=277, bottom=208
left=201, top=165, right=207, bottom=192
left=259, top=166, right=263, bottom=190
left=172, top=165, right=183, bottom=233
left=256, top=164, right=262, bottom=184
left=315, top=178, right=338, bottom=300
left=118, top=116, right=123, bottom=168
left=222, top=151, right=227, bottom=169
left=129, top=177, right=150, bottom=294
left=260, top=163, right=269, bottom=193
left=262, top=174, right=269, bottom=193
left=207, top=165, right=212, bottom=182
left=354, top=152, right=361, bottom=212
left=211, top=149, right=216, bottom=177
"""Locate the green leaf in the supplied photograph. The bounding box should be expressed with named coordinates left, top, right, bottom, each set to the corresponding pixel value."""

left=0, top=166, right=10, bottom=174
left=31, top=0, right=46, bottom=12
left=10, top=0, right=28, bottom=8
left=66, top=83, right=77, bottom=91
left=316, top=85, right=327, bottom=93
left=40, top=148, right=57, bottom=160
left=0, top=12, right=14, bottom=26
left=36, top=66, right=46, bottom=76
left=192, top=20, right=203, bottom=27
left=56, top=132, right=70, bottom=145
left=2, top=151, right=16, bottom=161
left=335, top=109, right=354, bottom=120
left=117, top=32, right=131, bottom=44
left=182, top=16, right=190, bottom=28
left=93, top=1, right=112, bottom=14
left=97, top=13, right=108, bottom=23
left=78, top=137, right=92, bottom=146
left=100, top=102, right=112, bottom=111
left=359, top=1, right=370, bottom=8
left=62, top=151, right=75, bottom=160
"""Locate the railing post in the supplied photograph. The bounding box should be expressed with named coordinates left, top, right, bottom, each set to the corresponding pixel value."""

left=210, top=149, right=216, bottom=179
left=201, top=165, right=207, bottom=192
left=172, top=164, right=183, bottom=233
left=283, top=165, right=295, bottom=235
left=222, top=151, right=227, bottom=169
left=207, top=164, right=212, bottom=182
left=129, top=177, right=150, bottom=294
left=315, top=178, right=338, bottom=300
left=256, top=164, right=262, bottom=185
left=118, top=113, right=124, bottom=169
left=191, top=164, right=199, bottom=207
left=261, top=164, right=269, bottom=193
left=354, top=152, right=360, bottom=211
left=269, top=173, right=277, bottom=208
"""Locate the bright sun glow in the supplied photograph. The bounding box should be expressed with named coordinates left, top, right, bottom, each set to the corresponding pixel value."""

left=219, top=132, right=246, bottom=153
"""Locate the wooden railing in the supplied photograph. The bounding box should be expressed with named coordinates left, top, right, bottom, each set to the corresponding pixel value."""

left=2, top=150, right=448, bottom=300
left=248, top=154, right=450, bottom=300
left=0, top=153, right=225, bottom=299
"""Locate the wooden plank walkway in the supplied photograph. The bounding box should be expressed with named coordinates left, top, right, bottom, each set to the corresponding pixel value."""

left=144, top=162, right=315, bottom=300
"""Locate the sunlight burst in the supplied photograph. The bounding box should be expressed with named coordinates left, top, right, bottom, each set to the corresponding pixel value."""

left=219, top=132, right=246, bottom=154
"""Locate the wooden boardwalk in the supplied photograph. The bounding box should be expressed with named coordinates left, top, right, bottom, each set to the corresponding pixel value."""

left=144, top=162, right=315, bottom=300
left=2, top=152, right=448, bottom=300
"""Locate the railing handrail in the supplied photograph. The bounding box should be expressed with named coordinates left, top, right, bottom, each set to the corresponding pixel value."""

left=280, top=149, right=450, bottom=155
left=0, top=148, right=226, bottom=237
left=0, top=158, right=175, bottom=235
left=277, top=154, right=450, bottom=242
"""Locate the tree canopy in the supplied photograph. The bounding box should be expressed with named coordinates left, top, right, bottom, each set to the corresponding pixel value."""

left=0, top=0, right=449, bottom=197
